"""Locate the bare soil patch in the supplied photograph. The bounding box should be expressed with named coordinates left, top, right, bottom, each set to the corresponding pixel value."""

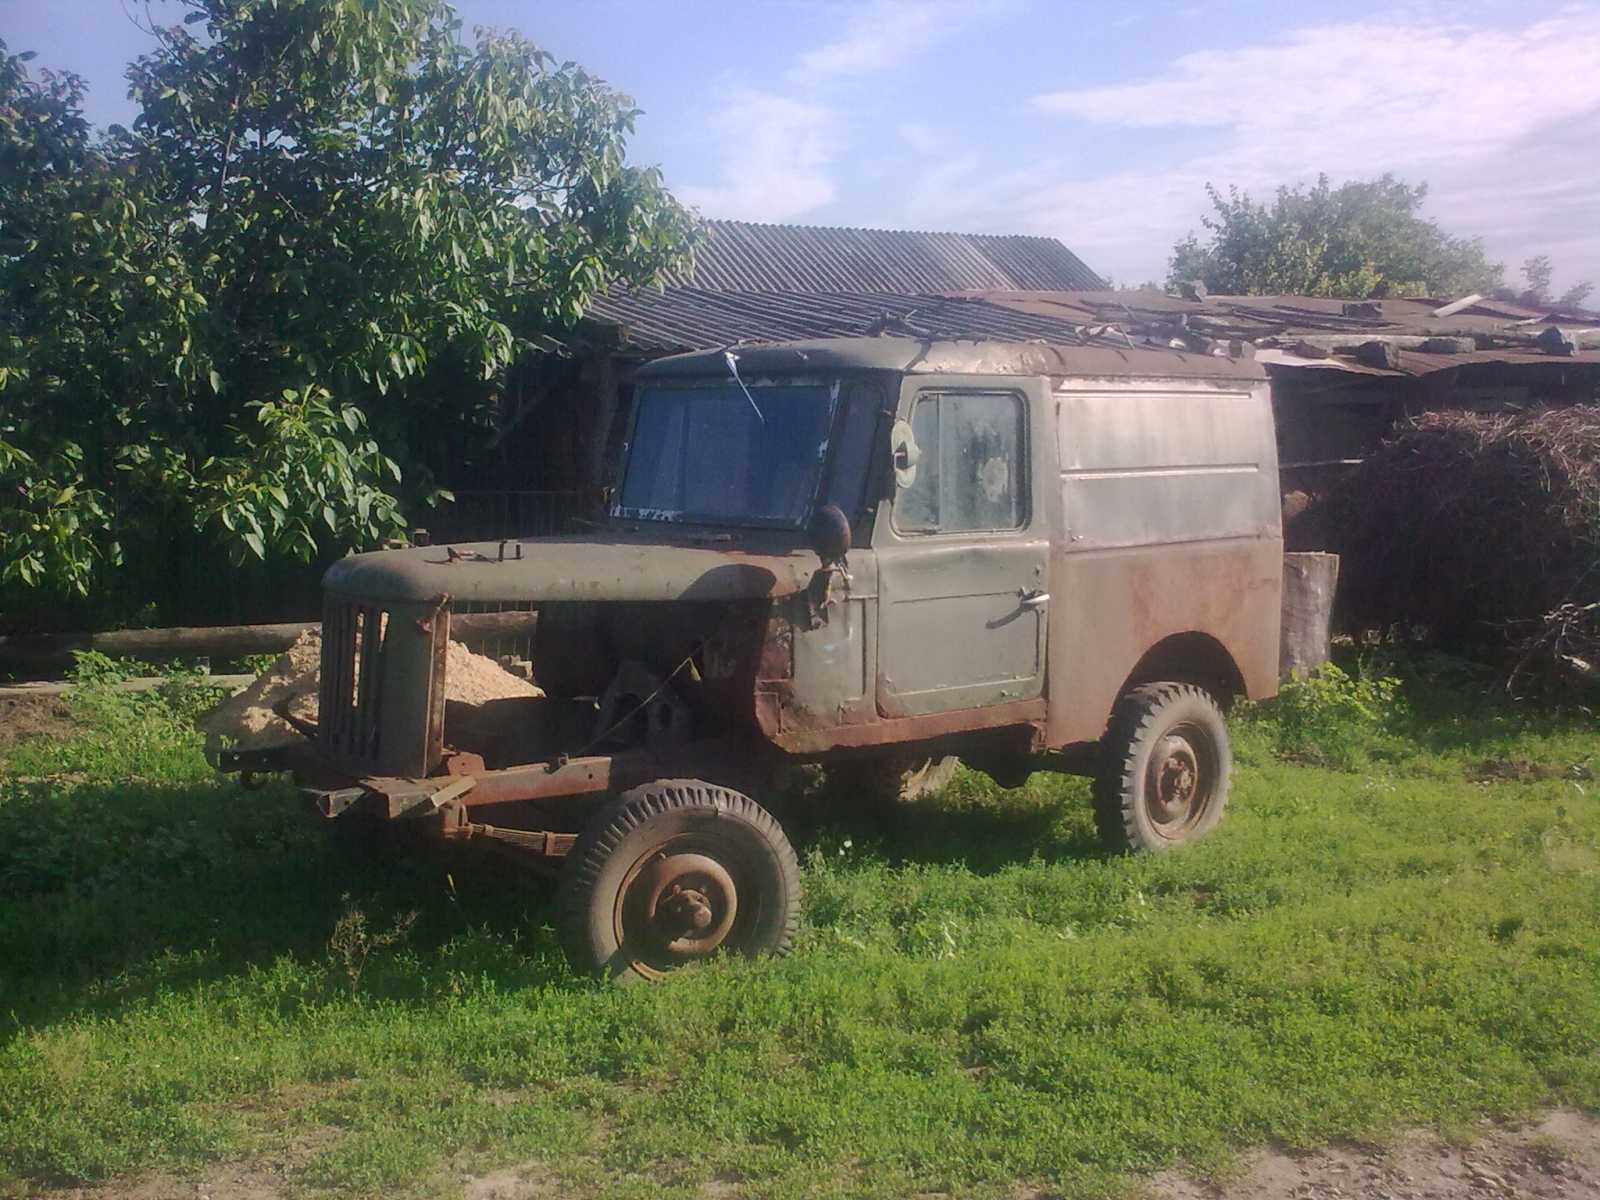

left=21, top=1110, right=1600, bottom=1200
left=0, top=694, right=76, bottom=750
left=1149, top=1110, right=1600, bottom=1200
left=1467, top=758, right=1594, bottom=784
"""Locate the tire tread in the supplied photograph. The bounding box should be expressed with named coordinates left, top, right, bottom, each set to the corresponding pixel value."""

left=1092, top=682, right=1227, bottom=852
left=558, top=779, right=801, bottom=976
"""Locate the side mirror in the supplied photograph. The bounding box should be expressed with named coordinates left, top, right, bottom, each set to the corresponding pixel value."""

left=806, top=503, right=851, bottom=568
left=890, top=419, right=921, bottom=488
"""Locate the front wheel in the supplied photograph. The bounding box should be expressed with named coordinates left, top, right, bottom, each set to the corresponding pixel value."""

left=558, top=779, right=801, bottom=983
left=1093, top=682, right=1231, bottom=852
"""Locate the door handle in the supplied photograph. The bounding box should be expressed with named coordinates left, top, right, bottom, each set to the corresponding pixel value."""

left=1019, top=589, right=1050, bottom=608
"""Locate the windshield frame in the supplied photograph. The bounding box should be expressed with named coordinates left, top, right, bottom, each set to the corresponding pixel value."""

left=611, top=374, right=848, bottom=530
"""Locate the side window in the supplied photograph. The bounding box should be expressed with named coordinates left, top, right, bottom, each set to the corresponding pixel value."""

left=894, top=391, right=1025, bottom=533
left=820, top=380, right=882, bottom=518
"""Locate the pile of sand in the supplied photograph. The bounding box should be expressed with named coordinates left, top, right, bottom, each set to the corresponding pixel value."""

left=201, top=628, right=540, bottom=758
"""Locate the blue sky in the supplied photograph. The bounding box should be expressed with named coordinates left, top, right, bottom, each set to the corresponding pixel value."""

left=5, top=0, right=1598, bottom=291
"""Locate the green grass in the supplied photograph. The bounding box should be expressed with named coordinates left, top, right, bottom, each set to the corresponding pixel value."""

left=1, top=664, right=1598, bottom=1198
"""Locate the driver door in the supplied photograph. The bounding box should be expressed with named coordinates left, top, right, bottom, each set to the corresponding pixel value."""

left=873, top=376, right=1051, bottom=716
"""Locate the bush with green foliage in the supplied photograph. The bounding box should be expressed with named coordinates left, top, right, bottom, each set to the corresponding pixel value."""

left=1167, top=174, right=1504, bottom=299
left=1241, top=661, right=1404, bottom=770
left=0, top=1, right=699, bottom=621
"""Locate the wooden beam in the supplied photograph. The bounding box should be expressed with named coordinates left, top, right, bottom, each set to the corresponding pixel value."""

left=0, top=674, right=256, bottom=699
left=0, top=610, right=538, bottom=673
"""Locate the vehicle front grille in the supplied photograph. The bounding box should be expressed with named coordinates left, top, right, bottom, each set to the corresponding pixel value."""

left=319, top=597, right=389, bottom=767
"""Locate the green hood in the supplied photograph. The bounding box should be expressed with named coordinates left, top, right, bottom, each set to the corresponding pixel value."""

left=323, top=536, right=814, bottom=606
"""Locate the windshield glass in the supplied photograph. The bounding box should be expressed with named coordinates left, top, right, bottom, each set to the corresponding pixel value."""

left=616, top=382, right=836, bottom=526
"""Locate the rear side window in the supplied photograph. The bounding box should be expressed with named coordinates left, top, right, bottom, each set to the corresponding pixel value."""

left=894, top=391, right=1026, bottom=533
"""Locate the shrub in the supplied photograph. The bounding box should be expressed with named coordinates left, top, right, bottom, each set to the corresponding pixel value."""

left=1249, top=662, right=1404, bottom=770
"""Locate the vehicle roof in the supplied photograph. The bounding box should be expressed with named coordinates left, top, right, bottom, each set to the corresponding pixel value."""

left=637, top=336, right=1266, bottom=383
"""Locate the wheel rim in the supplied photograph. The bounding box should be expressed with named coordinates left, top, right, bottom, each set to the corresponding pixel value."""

left=613, top=836, right=754, bottom=978
left=1142, top=721, right=1217, bottom=839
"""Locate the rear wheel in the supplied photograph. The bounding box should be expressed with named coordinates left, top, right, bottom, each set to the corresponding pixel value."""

left=558, top=779, right=801, bottom=983
left=1093, top=682, right=1230, bottom=852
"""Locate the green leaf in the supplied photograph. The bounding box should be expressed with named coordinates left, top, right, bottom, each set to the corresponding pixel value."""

left=242, top=530, right=265, bottom=558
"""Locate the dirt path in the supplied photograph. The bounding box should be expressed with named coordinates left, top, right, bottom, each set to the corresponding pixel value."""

left=37, top=1110, right=1600, bottom=1198
left=1149, top=1110, right=1600, bottom=1200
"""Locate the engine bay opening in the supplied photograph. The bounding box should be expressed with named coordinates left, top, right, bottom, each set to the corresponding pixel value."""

left=438, top=598, right=770, bottom=770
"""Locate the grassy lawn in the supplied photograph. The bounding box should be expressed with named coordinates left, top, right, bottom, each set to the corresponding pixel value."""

left=1, top=660, right=1598, bottom=1198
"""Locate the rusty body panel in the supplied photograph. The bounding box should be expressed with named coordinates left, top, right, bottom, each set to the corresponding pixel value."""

left=1047, top=537, right=1280, bottom=745
left=1046, top=372, right=1282, bottom=744
left=759, top=694, right=1047, bottom=754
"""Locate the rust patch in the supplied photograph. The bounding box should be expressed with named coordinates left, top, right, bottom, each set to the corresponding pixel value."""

left=768, top=696, right=1046, bottom=754
left=424, top=604, right=450, bottom=773
left=454, top=756, right=614, bottom=808
left=1046, top=535, right=1281, bottom=746
left=753, top=689, right=782, bottom=738
left=757, top=611, right=793, bottom=680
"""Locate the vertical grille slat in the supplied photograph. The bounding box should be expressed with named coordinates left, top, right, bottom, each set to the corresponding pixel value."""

left=357, top=605, right=385, bottom=759
left=320, top=597, right=390, bottom=769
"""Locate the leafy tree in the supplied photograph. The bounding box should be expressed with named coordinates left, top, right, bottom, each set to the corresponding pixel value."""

left=1519, top=254, right=1593, bottom=309
left=1559, top=280, right=1596, bottom=308
left=0, top=2, right=697, bottom=621
left=1521, top=255, right=1554, bottom=302
left=1167, top=174, right=1504, bottom=299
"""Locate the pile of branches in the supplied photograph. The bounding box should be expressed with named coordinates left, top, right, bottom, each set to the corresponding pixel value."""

left=1328, top=405, right=1600, bottom=689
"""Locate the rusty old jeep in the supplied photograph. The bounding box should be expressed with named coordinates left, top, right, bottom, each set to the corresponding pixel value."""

left=222, top=336, right=1282, bottom=981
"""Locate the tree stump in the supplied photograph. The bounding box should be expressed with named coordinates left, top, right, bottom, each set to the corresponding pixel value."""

left=1281, top=552, right=1340, bottom=678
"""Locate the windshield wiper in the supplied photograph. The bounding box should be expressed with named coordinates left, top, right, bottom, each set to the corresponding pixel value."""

left=722, top=350, right=766, bottom=425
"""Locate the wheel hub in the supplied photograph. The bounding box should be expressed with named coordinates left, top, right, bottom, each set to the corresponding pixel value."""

left=1149, top=733, right=1201, bottom=826
left=637, top=852, right=738, bottom=959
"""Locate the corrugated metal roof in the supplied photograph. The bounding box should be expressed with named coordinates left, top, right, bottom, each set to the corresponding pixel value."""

left=670, top=221, right=1104, bottom=292
left=582, top=284, right=1600, bottom=368
left=586, top=288, right=1123, bottom=352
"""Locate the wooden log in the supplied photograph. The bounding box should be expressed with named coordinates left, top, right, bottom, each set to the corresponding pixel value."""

left=0, top=675, right=257, bottom=699
left=1280, top=552, right=1340, bottom=679
left=0, top=610, right=539, bottom=673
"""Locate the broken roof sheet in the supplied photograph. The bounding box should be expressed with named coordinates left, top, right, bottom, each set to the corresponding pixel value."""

left=962, top=290, right=1600, bottom=338
left=1258, top=347, right=1600, bottom=378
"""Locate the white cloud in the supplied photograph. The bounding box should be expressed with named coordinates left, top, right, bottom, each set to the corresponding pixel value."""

left=792, top=0, right=1007, bottom=80
left=676, top=0, right=1007, bottom=225
left=1019, top=11, right=1600, bottom=290
left=674, top=88, right=838, bottom=223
